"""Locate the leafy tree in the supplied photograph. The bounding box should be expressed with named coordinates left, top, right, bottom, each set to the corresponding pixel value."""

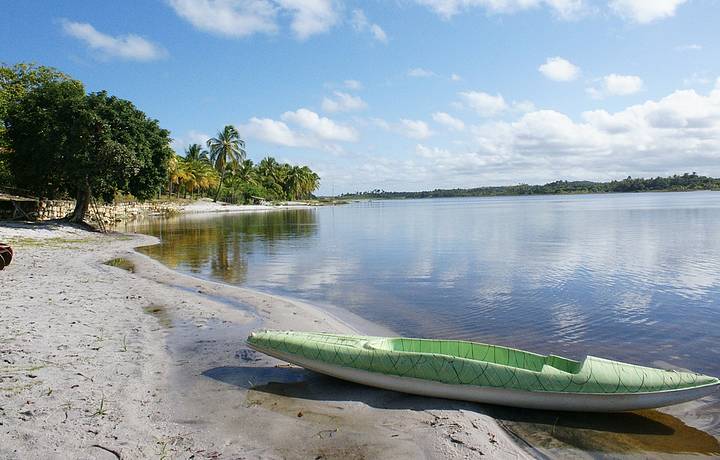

left=0, top=63, right=73, bottom=188
left=5, top=82, right=173, bottom=222
left=207, top=125, right=246, bottom=202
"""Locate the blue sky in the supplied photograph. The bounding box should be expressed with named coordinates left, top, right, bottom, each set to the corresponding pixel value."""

left=2, top=0, right=720, bottom=194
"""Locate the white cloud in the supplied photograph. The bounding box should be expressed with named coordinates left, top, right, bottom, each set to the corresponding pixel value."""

left=370, top=24, right=388, bottom=43
left=458, top=91, right=507, bottom=116
left=408, top=67, right=435, bottom=78
left=603, top=74, right=644, bottom=96
left=683, top=73, right=712, bottom=88
left=370, top=117, right=391, bottom=130
left=351, top=9, right=388, bottom=43
left=241, top=107, right=358, bottom=148
left=61, top=20, right=166, bottom=61
left=168, top=0, right=278, bottom=38
left=465, top=80, right=720, bottom=175
left=278, top=0, right=338, bottom=39
left=451, top=73, right=463, bottom=81
left=242, top=117, right=312, bottom=147
left=432, top=112, right=465, bottom=130
left=344, top=79, right=363, bottom=90
left=168, top=0, right=338, bottom=39
left=400, top=119, right=433, bottom=139
left=321, top=91, right=368, bottom=112
left=413, top=0, right=586, bottom=20
left=281, top=108, right=358, bottom=141
left=171, top=129, right=211, bottom=152
left=587, top=74, right=644, bottom=98
left=415, top=144, right=451, bottom=159
left=324, top=81, right=720, bottom=192
left=538, top=56, right=580, bottom=82
left=675, top=44, right=702, bottom=52
left=609, top=0, right=688, bottom=23
left=513, top=100, right=537, bottom=113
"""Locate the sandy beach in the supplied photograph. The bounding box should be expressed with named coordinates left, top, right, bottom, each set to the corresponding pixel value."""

left=0, top=221, right=530, bottom=459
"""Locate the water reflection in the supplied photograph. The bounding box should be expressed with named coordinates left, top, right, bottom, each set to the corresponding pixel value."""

left=129, top=193, right=720, bottom=452
left=129, top=195, right=720, bottom=377
left=495, top=406, right=720, bottom=457
left=133, top=209, right=318, bottom=284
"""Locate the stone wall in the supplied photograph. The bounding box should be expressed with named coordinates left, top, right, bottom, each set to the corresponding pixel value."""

left=4, top=199, right=182, bottom=226
left=36, top=200, right=75, bottom=220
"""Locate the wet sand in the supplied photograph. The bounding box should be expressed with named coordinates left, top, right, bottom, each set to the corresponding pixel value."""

left=0, top=222, right=528, bottom=459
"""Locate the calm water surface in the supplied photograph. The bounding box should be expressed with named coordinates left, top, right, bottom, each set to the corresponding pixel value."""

left=128, top=192, right=720, bottom=455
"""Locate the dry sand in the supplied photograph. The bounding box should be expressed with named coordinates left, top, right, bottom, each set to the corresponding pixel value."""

left=179, top=199, right=315, bottom=215
left=0, top=222, right=532, bottom=459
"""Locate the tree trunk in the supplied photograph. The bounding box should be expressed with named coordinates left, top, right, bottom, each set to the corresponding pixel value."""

left=214, top=169, right=226, bottom=202
left=69, top=183, right=91, bottom=223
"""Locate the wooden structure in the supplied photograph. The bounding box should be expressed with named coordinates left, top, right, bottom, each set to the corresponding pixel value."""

left=0, top=194, right=38, bottom=220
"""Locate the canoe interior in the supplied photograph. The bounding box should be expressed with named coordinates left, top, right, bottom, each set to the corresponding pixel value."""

left=375, top=338, right=583, bottom=374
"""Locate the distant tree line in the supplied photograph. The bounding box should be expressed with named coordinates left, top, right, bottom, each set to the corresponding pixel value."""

left=342, top=173, right=720, bottom=200
left=0, top=62, right=321, bottom=222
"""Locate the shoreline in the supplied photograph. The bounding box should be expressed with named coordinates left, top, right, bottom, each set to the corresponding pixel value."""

left=0, top=221, right=531, bottom=459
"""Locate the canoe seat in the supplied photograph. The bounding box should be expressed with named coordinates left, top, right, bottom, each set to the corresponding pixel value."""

left=543, top=354, right=584, bottom=374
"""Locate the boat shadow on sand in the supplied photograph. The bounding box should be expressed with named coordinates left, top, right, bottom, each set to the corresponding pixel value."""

left=203, top=365, right=720, bottom=456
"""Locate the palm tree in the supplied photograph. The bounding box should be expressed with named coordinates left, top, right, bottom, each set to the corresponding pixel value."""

left=193, top=160, right=219, bottom=196
left=167, top=154, right=192, bottom=197
left=284, top=165, right=304, bottom=200
left=174, top=157, right=192, bottom=198
left=236, top=159, right=257, bottom=186
left=167, top=155, right=180, bottom=196
left=185, top=143, right=209, bottom=163
left=207, top=125, right=246, bottom=202
left=300, top=166, right=320, bottom=198
left=257, top=156, right=285, bottom=199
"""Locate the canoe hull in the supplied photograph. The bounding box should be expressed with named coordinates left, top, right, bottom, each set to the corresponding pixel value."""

left=248, top=343, right=720, bottom=412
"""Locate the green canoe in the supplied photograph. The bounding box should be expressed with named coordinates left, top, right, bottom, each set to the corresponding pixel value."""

left=247, top=330, right=720, bottom=412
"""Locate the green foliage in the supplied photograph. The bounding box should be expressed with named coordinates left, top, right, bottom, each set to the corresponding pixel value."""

left=168, top=151, right=219, bottom=198
left=0, top=63, right=320, bottom=207
left=342, top=173, right=720, bottom=199
left=6, top=78, right=87, bottom=198
left=5, top=76, right=172, bottom=220
left=216, top=156, right=320, bottom=203
left=0, top=153, right=11, bottom=187
left=185, top=143, right=208, bottom=162
left=0, top=63, right=72, bottom=154
left=207, top=125, right=246, bottom=201
left=171, top=133, right=321, bottom=204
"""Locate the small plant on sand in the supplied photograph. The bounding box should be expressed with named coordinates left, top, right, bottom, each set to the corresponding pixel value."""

left=104, top=257, right=136, bottom=273
left=155, top=439, right=170, bottom=460
left=94, top=395, right=108, bottom=416
left=120, top=335, right=128, bottom=352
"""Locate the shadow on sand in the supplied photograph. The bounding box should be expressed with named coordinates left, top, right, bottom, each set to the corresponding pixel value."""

left=203, top=365, right=720, bottom=456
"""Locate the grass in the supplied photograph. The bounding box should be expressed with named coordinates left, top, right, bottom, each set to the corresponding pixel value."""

left=104, top=257, right=135, bottom=273
left=0, top=364, right=46, bottom=373
left=7, top=236, right=94, bottom=248
left=94, top=395, right=108, bottom=416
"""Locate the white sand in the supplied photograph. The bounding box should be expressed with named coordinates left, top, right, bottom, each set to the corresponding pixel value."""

left=0, top=222, right=530, bottom=459
left=179, top=198, right=315, bottom=215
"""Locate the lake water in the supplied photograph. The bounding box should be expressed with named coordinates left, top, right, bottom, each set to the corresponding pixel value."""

left=127, top=192, right=720, bottom=455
